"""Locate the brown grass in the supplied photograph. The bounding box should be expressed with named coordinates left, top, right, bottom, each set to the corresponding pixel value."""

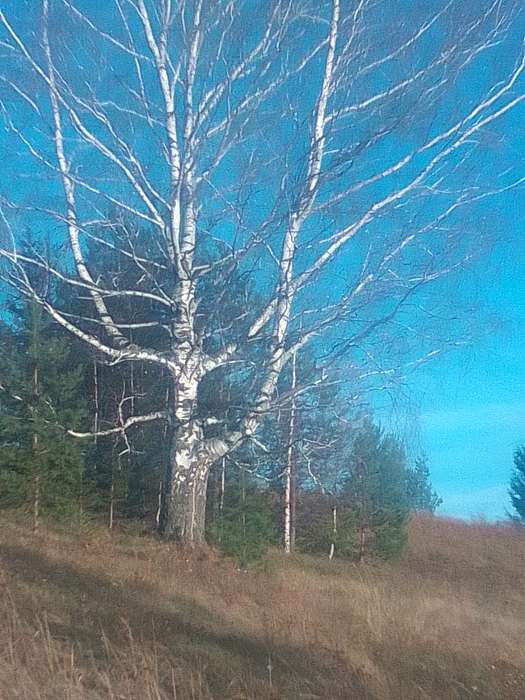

left=0, top=514, right=524, bottom=699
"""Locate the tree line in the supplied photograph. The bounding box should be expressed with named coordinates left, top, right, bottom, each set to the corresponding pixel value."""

left=0, top=296, right=440, bottom=564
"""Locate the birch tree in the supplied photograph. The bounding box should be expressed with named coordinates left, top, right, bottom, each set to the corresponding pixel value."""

left=1, top=0, right=524, bottom=544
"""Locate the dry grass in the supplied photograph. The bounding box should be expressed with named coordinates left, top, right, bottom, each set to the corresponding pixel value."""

left=0, top=514, right=524, bottom=699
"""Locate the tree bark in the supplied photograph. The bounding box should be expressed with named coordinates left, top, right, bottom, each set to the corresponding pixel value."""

left=160, top=418, right=209, bottom=545
left=109, top=463, right=115, bottom=530
left=219, top=457, right=226, bottom=513
left=284, top=351, right=297, bottom=553
left=329, top=504, right=337, bottom=560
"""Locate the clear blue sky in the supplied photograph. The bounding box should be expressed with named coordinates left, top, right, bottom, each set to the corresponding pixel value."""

left=413, top=190, right=525, bottom=521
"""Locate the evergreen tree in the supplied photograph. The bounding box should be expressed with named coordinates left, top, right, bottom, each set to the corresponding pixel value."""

left=295, top=421, right=410, bottom=561
left=406, top=457, right=442, bottom=513
left=207, top=467, right=277, bottom=567
left=509, top=446, right=525, bottom=523
left=295, top=491, right=357, bottom=559
left=0, top=302, right=88, bottom=528
left=343, top=423, right=409, bottom=560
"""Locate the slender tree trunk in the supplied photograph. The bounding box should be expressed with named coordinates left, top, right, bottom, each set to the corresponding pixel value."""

left=218, top=457, right=226, bottom=544
left=284, top=352, right=297, bottom=553
left=32, top=464, right=40, bottom=534
left=219, top=457, right=226, bottom=513
left=241, top=466, right=246, bottom=531
left=93, top=359, right=99, bottom=445
left=109, top=464, right=115, bottom=531
left=358, top=460, right=367, bottom=563
left=358, top=524, right=366, bottom=563
left=79, top=468, right=84, bottom=523
left=31, top=365, right=40, bottom=534
left=329, top=504, right=337, bottom=560
left=155, top=478, right=163, bottom=530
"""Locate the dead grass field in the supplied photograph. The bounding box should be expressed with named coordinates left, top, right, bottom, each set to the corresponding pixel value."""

left=0, top=513, right=524, bottom=699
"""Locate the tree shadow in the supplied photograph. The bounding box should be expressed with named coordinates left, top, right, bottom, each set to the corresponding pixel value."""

left=0, top=542, right=372, bottom=699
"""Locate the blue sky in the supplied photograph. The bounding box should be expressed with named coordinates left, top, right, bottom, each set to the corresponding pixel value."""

left=413, top=198, right=525, bottom=520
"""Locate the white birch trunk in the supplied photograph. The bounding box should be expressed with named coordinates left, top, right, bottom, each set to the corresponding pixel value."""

left=219, top=457, right=226, bottom=513
left=329, top=505, right=337, bottom=561
left=284, top=352, right=297, bottom=554
left=160, top=354, right=210, bottom=543
left=162, top=419, right=209, bottom=544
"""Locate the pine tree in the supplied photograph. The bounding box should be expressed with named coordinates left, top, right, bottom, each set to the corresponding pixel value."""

left=0, top=301, right=88, bottom=528
left=509, top=447, right=525, bottom=523
left=342, top=422, right=409, bottom=560
left=207, top=466, right=277, bottom=567
left=406, top=457, right=442, bottom=513
left=295, top=420, right=410, bottom=561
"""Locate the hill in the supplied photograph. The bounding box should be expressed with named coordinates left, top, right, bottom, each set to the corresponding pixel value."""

left=0, top=514, right=524, bottom=699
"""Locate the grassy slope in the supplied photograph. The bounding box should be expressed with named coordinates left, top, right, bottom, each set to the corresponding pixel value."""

left=0, top=514, right=524, bottom=699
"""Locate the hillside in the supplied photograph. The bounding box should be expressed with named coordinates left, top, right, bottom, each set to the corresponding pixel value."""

left=1, top=515, right=524, bottom=699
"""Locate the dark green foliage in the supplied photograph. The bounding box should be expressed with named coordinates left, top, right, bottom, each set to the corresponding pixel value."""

left=296, top=421, right=413, bottom=561
left=295, top=492, right=358, bottom=558
left=295, top=492, right=335, bottom=555
left=406, top=457, right=442, bottom=513
left=207, top=470, right=277, bottom=567
left=0, top=302, right=88, bottom=523
left=368, top=505, right=409, bottom=560
left=509, top=446, right=525, bottom=523
left=79, top=356, right=170, bottom=524
left=342, top=422, right=409, bottom=560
